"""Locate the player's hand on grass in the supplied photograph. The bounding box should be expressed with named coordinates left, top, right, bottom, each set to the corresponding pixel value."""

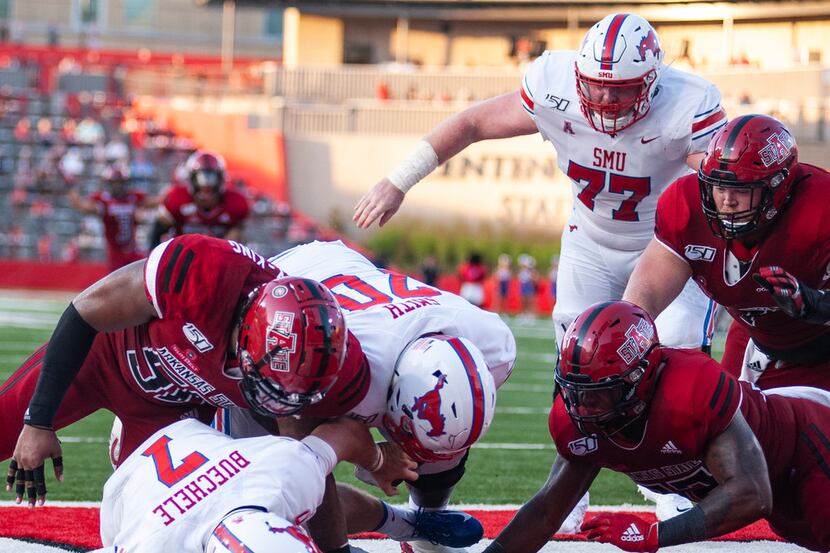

left=582, top=512, right=658, bottom=552
left=353, top=179, right=404, bottom=229
left=8, top=424, right=64, bottom=506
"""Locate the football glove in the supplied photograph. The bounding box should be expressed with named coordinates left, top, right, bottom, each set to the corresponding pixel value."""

left=582, top=513, right=658, bottom=553
left=753, top=266, right=829, bottom=324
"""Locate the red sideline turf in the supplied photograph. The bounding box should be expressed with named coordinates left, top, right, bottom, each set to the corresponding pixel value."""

left=0, top=507, right=783, bottom=548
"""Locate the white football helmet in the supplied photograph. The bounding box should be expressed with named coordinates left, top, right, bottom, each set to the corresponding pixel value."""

left=206, top=509, right=321, bottom=553
left=383, top=335, right=496, bottom=463
left=575, top=13, right=664, bottom=134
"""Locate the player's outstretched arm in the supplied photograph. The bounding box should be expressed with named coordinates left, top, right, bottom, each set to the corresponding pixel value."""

left=11, top=260, right=157, bottom=505
left=353, top=91, right=537, bottom=229
left=624, top=238, right=692, bottom=319
left=484, top=455, right=599, bottom=553
left=311, top=417, right=418, bottom=495
left=659, top=411, right=771, bottom=548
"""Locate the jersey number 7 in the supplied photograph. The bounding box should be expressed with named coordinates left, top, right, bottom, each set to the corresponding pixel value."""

left=568, top=161, right=651, bottom=222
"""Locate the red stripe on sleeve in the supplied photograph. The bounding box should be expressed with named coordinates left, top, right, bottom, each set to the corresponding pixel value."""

left=520, top=87, right=534, bottom=111
left=692, top=108, right=726, bottom=133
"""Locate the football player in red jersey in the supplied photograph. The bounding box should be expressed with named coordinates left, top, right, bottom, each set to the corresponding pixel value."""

left=483, top=301, right=830, bottom=553
left=149, top=150, right=250, bottom=248
left=68, top=164, right=156, bottom=271
left=623, top=114, right=830, bottom=388
left=1, top=235, right=366, bottom=506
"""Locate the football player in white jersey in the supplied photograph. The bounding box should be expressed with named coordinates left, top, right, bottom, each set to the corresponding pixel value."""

left=353, top=12, right=726, bottom=526
left=216, top=240, right=516, bottom=553
left=89, top=415, right=420, bottom=553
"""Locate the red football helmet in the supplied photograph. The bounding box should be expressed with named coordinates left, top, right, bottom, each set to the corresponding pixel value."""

left=185, top=150, right=226, bottom=205
left=699, top=114, right=798, bottom=239
left=236, top=277, right=348, bottom=416
left=554, top=301, right=663, bottom=438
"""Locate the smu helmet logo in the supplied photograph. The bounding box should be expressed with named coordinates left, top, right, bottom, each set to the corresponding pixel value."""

left=411, top=371, right=448, bottom=437
left=637, top=30, right=661, bottom=62
left=265, top=311, right=297, bottom=372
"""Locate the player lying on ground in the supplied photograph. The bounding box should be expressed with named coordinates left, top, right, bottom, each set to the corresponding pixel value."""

left=483, top=301, right=830, bottom=553
left=87, top=415, right=438, bottom=553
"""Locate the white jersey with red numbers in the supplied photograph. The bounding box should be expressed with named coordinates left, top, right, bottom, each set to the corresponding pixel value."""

left=99, top=418, right=330, bottom=553
left=270, top=241, right=517, bottom=426
left=521, top=50, right=727, bottom=252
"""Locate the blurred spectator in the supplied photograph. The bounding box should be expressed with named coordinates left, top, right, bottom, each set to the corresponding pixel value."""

left=129, top=149, right=156, bottom=185
left=75, top=116, right=105, bottom=144
left=493, top=253, right=512, bottom=313
left=59, top=146, right=85, bottom=179
left=37, top=233, right=55, bottom=262
left=458, top=251, right=487, bottom=308
left=420, top=255, right=440, bottom=287
left=13, top=117, right=31, bottom=142
left=105, top=136, right=130, bottom=164
left=35, top=116, right=56, bottom=145
left=149, top=150, right=249, bottom=248
left=518, top=253, right=538, bottom=318
left=68, top=164, right=154, bottom=271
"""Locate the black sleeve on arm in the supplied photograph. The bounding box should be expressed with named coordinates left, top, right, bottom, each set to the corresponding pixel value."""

left=148, top=218, right=170, bottom=249
left=24, top=303, right=98, bottom=428
left=658, top=504, right=707, bottom=547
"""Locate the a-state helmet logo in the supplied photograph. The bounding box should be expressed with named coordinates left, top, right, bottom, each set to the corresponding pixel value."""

left=568, top=435, right=598, bottom=456
left=637, top=30, right=661, bottom=61
left=265, top=311, right=297, bottom=372
left=684, top=244, right=716, bottom=262
left=616, top=318, right=654, bottom=364
left=182, top=322, right=213, bottom=352
left=758, top=131, right=795, bottom=168
left=411, top=370, right=448, bottom=437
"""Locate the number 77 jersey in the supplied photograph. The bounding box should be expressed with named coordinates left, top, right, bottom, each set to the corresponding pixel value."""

left=270, top=241, right=517, bottom=424
left=521, top=50, right=726, bottom=251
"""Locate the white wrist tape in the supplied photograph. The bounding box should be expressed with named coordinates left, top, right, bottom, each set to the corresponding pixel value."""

left=387, top=140, right=439, bottom=194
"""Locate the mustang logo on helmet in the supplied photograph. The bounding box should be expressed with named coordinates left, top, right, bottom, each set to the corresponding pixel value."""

left=637, top=30, right=661, bottom=62
left=411, top=370, right=448, bottom=437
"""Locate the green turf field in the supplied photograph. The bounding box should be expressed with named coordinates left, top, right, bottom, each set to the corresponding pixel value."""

left=0, top=294, right=726, bottom=505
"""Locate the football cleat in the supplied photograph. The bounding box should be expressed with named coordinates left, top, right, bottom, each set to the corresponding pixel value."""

left=406, top=509, right=483, bottom=548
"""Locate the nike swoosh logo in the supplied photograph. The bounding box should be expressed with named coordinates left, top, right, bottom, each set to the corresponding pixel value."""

left=640, top=136, right=660, bottom=144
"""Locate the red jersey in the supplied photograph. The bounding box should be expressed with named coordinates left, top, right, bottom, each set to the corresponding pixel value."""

left=89, top=189, right=146, bottom=268
left=104, top=235, right=281, bottom=409
left=551, top=350, right=739, bottom=501
left=162, top=185, right=250, bottom=238
left=654, top=163, right=830, bottom=358
left=550, top=349, right=830, bottom=550
left=551, top=349, right=816, bottom=499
